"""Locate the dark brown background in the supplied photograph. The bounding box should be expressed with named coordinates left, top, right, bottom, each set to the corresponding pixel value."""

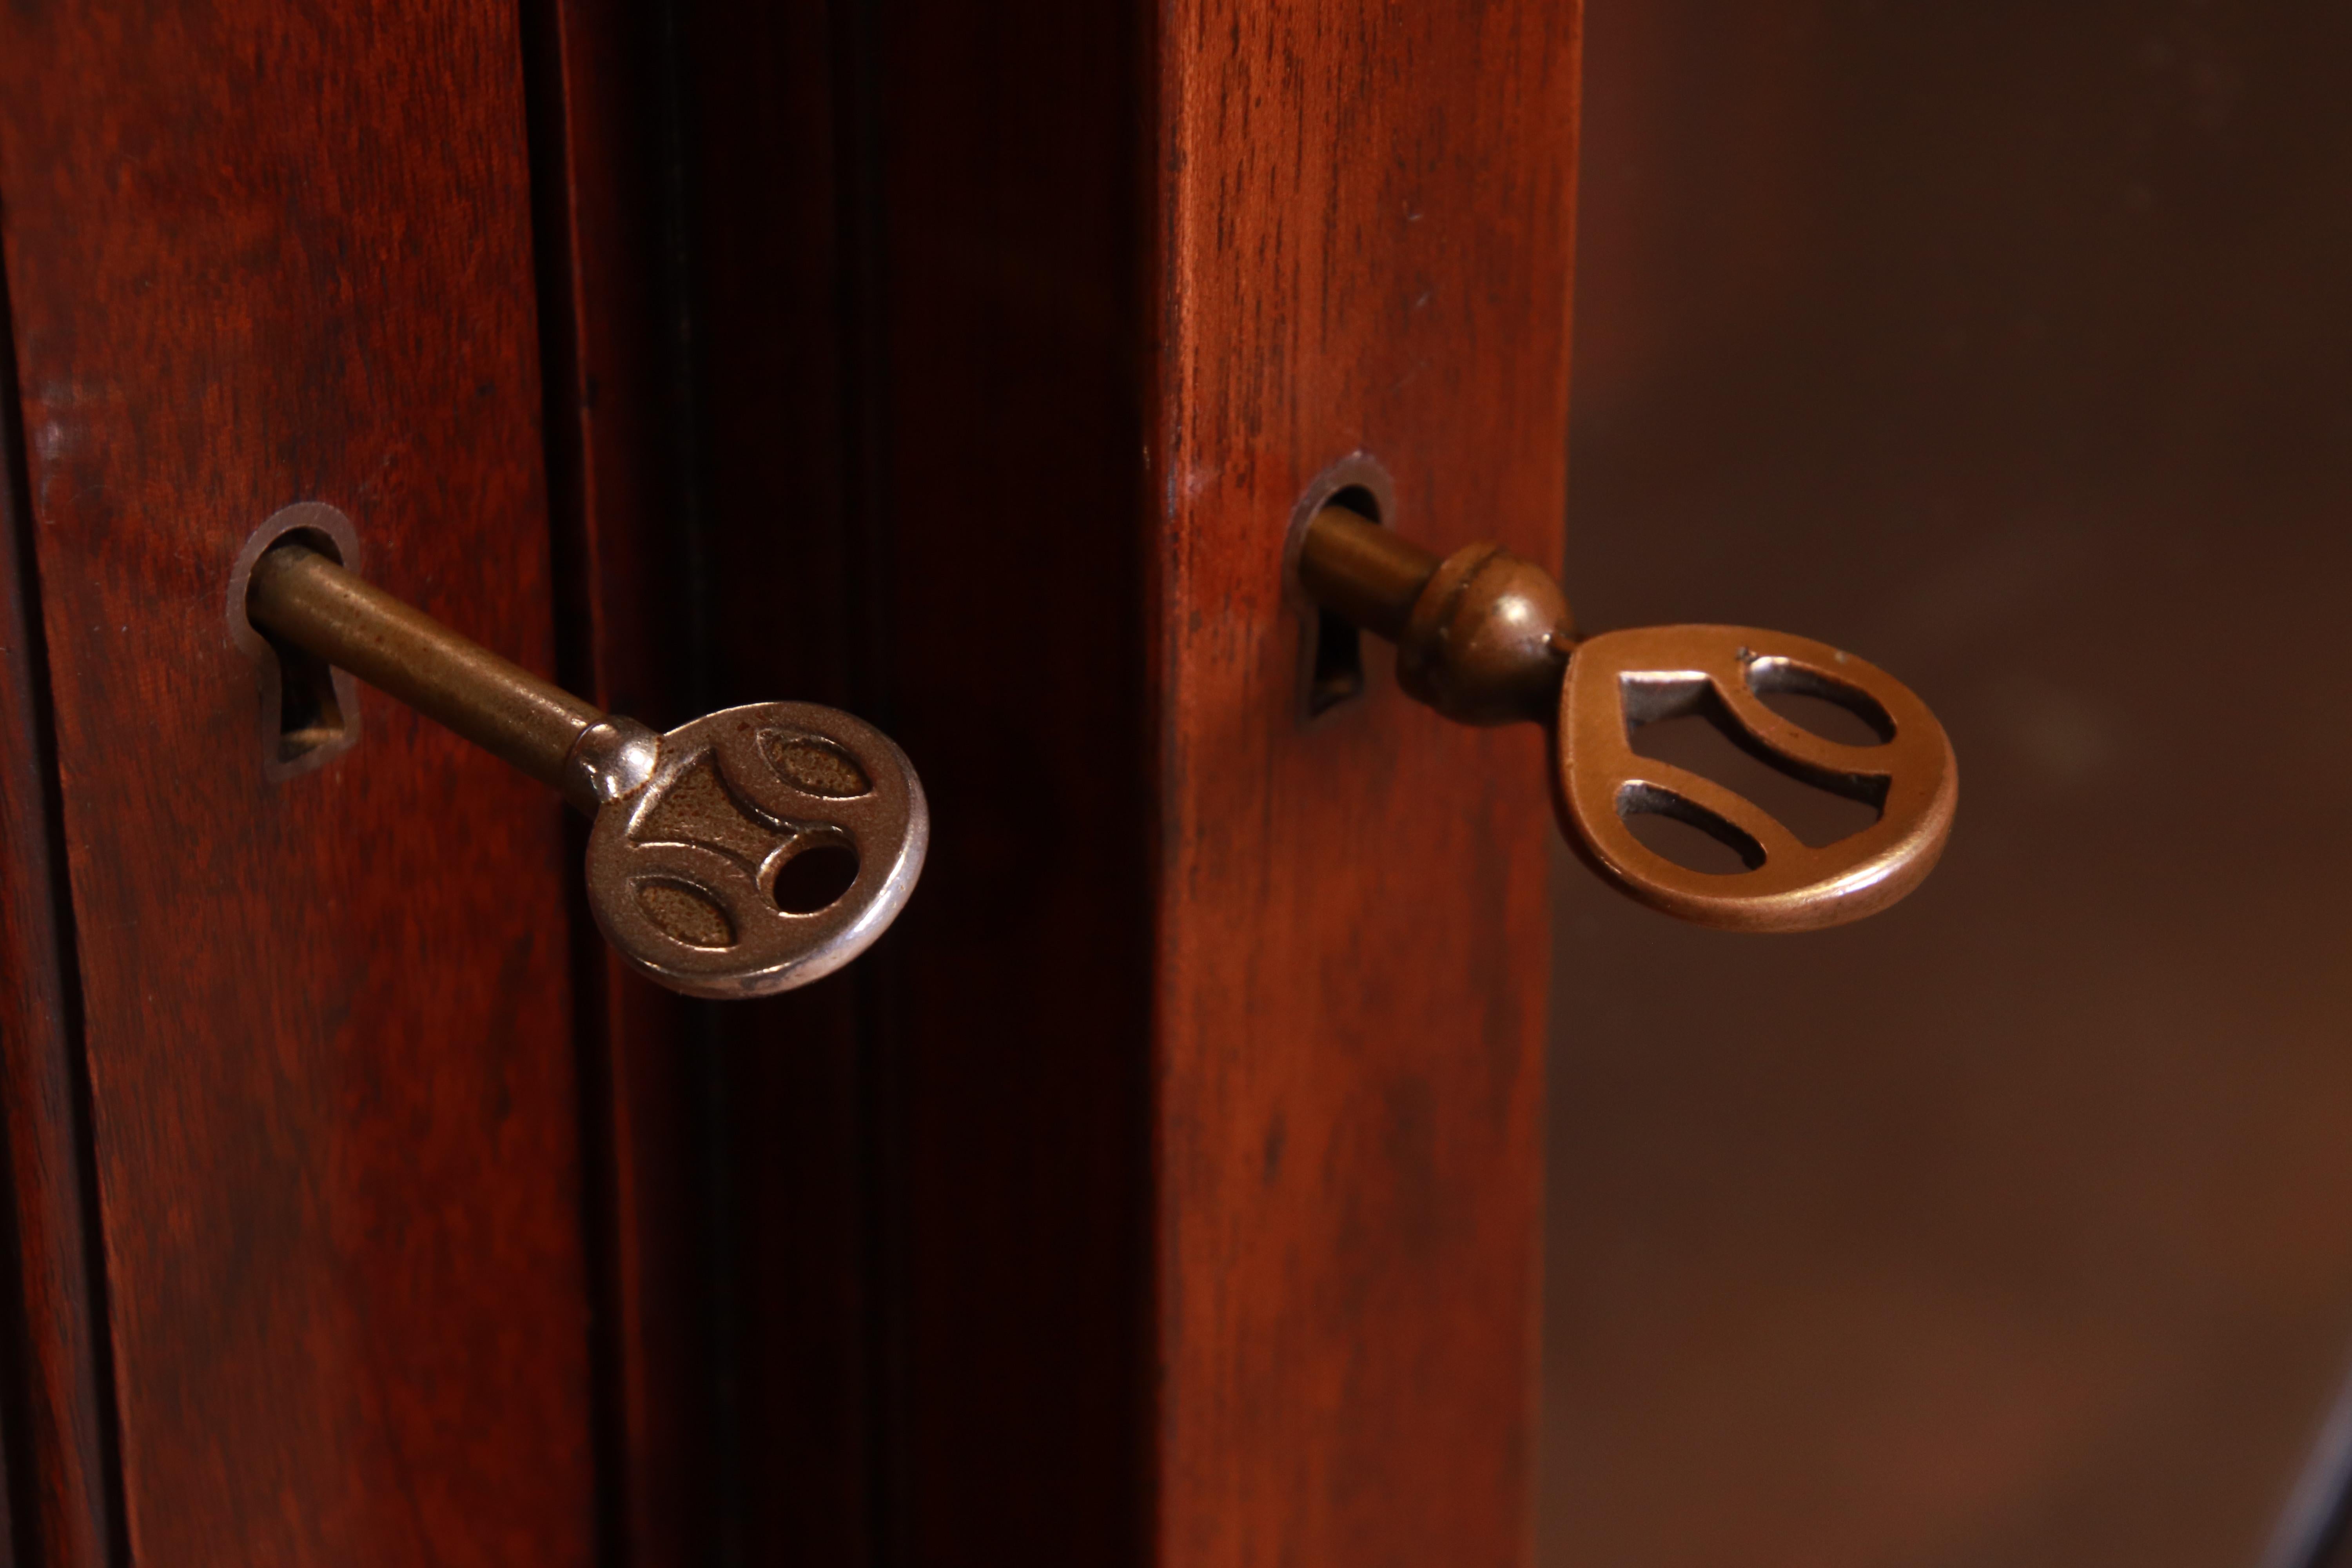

left=1544, top=3, right=2352, bottom=1565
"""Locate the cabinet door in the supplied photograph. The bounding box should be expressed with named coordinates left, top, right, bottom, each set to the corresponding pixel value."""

left=1, top=0, right=1579, bottom=1564
left=0, top=4, right=597, bottom=1564
left=627, top=3, right=1580, bottom=1563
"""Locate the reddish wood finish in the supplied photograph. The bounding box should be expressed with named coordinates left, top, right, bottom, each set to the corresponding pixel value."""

left=0, top=4, right=1576, bottom=1563
left=0, top=1, right=597, bottom=1562
left=0, top=296, right=114, bottom=1568
left=1150, top=5, right=1578, bottom=1563
left=697, top=0, right=1576, bottom=1558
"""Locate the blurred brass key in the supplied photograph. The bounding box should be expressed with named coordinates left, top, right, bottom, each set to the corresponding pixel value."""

left=1296, top=505, right=1956, bottom=932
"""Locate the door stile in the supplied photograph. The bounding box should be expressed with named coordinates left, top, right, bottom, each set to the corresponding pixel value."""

left=0, top=0, right=601, bottom=1559
left=0, top=261, right=119, bottom=1568
left=1147, top=4, right=1580, bottom=1562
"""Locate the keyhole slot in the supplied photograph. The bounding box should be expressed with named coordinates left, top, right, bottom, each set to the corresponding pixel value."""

left=1304, top=486, right=1382, bottom=716
left=1308, top=609, right=1364, bottom=715
left=254, top=534, right=352, bottom=764
left=268, top=638, right=347, bottom=762
left=228, top=505, right=365, bottom=780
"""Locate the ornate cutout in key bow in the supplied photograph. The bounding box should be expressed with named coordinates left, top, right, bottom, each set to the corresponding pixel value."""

left=585, top=701, right=929, bottom=997
left=1554, top=627, right=1956, bottom=932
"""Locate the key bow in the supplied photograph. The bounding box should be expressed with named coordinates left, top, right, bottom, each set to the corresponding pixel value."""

left=1553, top=625, right=1956, bottom=932
left=585, top=701, right=928, bottom=997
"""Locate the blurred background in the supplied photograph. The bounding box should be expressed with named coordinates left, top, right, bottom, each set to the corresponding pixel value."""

left=1541, top=4, right=2352, bottom=1564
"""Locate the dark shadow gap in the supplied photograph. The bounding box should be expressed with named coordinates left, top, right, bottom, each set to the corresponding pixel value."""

left=1306, top=486, right=1377, bottom=716
left=1624, top=678, right=1883, bottom=863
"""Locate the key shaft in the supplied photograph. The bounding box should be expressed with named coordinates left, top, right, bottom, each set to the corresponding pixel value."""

left=247, top=543, right=601, bottom=794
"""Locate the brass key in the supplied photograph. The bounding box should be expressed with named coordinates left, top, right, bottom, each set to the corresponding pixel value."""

left=1296, top=505, right=1956, bottom=932
left=240, top=524, right=926, bottom=997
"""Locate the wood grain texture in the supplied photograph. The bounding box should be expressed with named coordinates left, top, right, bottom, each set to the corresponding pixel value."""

left=764, top=0, right=1575, bottom=1556
left=0, top=284, right=115, bottom=1568
left=652, top=0, right=1577, bottom=1559
left=1151, top=5, right=1579, bottom=1564
left=0, top=1, right=597, bottom=1562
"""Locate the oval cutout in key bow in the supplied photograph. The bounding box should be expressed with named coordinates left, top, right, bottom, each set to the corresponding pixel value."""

left=1554, top=626, right=1956, bottom=932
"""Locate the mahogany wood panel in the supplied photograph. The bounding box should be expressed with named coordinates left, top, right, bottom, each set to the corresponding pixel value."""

left=0, top=292, right=114, bottom=1568
left=640, top=0, right=1579, bottom=1560
left=0, top=2, right=597, bottom=1563
left=1150, top=5, right=1579, bottom=1563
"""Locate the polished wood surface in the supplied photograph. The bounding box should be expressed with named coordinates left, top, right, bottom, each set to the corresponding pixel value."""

left=0, top=0, right=596, bottom=1561
left=0, top=0, right=1579, bottom=1561
left=1151, top=4, right=1578, bottom=1562
left=0, top=299, right=114, bottom=1568
left=13, top=3, right=2342, bottom=1562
